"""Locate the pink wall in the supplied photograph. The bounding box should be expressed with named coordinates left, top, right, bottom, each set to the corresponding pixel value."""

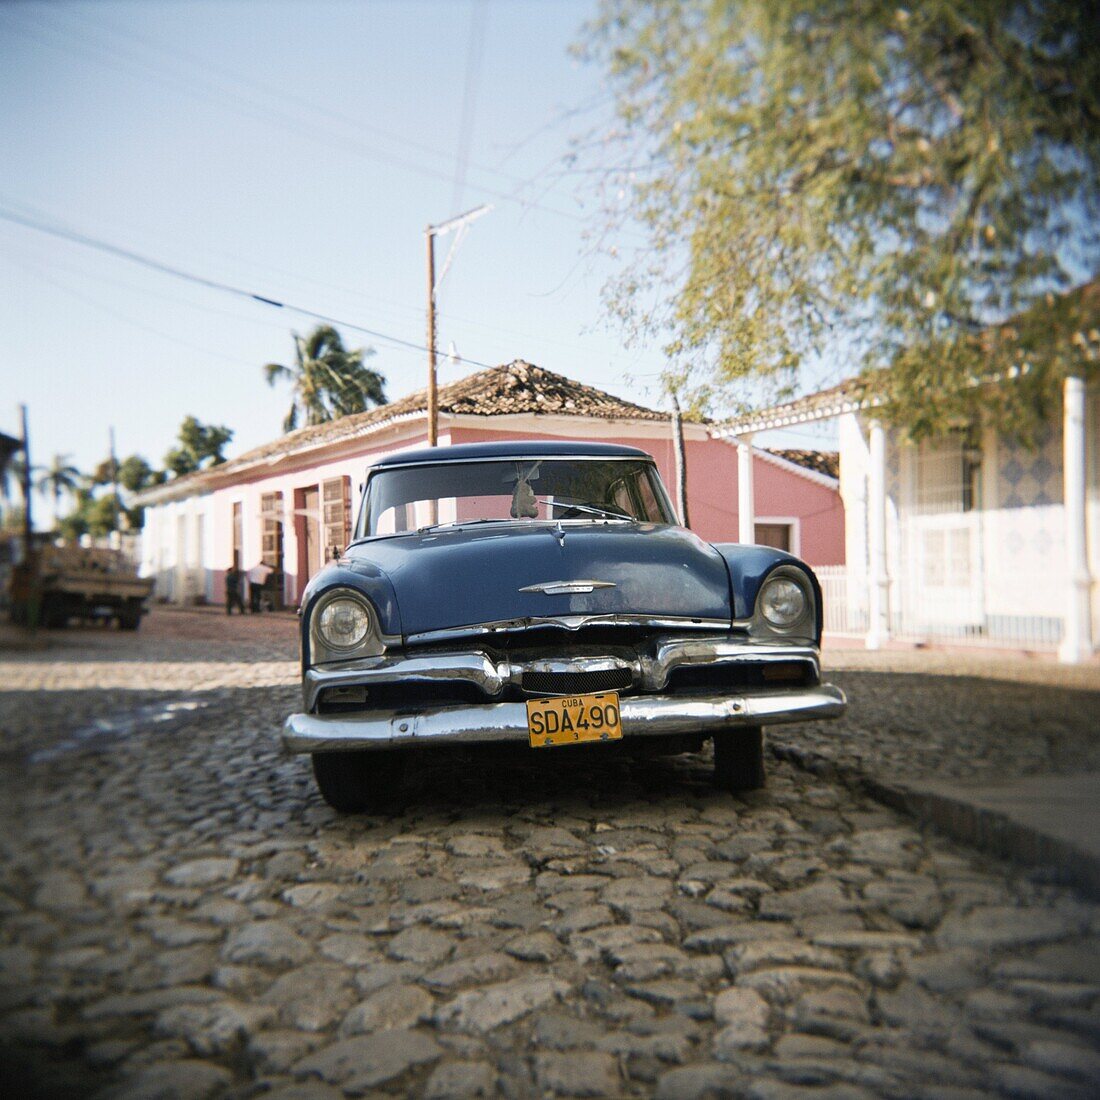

left=748, top=451, right=846, bottom=565
left=451, top=426, right=845, bottom=566
left=193, top=420, right=844, bottom=609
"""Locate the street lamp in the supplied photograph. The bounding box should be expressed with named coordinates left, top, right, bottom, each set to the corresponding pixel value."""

left=425, top=204, right=491, bottom=445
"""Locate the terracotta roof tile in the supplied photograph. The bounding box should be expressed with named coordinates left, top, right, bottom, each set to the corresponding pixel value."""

left=139, top=361, right=666, bottom=502
left=765, top=448, right=840, bottom=479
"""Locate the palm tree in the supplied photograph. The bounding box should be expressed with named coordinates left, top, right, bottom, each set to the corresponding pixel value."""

left=0, top=457, right=17, bottom=506
left=263, top=326, right=387, bottom=432
left=1, top=455, right=34, bottom=505
left=0, top=453, right=24, bottom=528
left=36, top=453, right=82, bottom=517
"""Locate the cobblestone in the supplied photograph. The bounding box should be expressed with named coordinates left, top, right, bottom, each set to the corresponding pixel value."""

left=0, top=608, right=1098, bottom=1096
left=779, top=647, right=1100, bottom=783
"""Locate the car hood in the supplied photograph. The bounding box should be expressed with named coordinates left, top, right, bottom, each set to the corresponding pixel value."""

left=347, top=522, right=733, bottom=638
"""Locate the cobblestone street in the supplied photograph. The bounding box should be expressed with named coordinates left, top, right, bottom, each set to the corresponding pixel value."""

left=2, top=609, right=1099, bottom=1098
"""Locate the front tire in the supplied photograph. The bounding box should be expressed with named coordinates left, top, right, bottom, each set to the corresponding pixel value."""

left=713, top=726, right=765, bottom=792
left=117, top=601, right=143, bottom=631
left=311, top=750, right=407, bottom=814
left=41, top=595, right=69, bottom=629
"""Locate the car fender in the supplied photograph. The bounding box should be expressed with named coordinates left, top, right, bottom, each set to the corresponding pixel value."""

left=299, top=559, right=402, bottom=667
left=710, top=543, right=823, bottom=643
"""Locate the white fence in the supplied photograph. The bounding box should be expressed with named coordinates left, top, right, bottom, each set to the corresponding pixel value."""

left=816, top=566, right=868, bottom=637
left=816, top=565, right=1063, bottom=650
left=894, top=601, right=1063, bottom=650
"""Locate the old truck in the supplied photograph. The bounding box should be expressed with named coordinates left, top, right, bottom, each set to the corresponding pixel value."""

left=9, top=543, right=154, bottom=630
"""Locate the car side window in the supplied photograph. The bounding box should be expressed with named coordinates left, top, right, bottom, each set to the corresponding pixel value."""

left=610, top=481, right=634, bottom=516
left=634, top=470, right=665, bottom=523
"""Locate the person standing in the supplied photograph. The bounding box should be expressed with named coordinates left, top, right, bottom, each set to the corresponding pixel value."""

left=225, top=563, right=246, bottom=615
left=248, top=560, right=273, bottom=612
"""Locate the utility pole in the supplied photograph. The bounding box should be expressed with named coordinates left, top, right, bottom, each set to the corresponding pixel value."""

left=670, top=393, right=689, bottom=528
left=19, top=404, right=32, bottom=565
left=425, top=232, right=438, bottom=446
left=424, top=204, right=491, bottom=446
left=19, top=403, right=39, bottom=631
left=109, top=426, right=120, bottom=536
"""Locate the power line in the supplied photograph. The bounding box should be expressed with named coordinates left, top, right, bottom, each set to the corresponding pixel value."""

left=450, top=0, right=489, bottom=217
left=65, top=4, right=539, bottom=200
left=8, top=250, right=269, bottom=372
left=0, top=191, right=659, bottom=372
left=0, top=5, right=594, bottom=229
left=0, top=207, right=499, bottom=370
left=0, top=205, right=641, bottom=369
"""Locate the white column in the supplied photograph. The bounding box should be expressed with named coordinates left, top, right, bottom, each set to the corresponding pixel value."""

left=737, top=433, right=755, bottom=544
left=1059, top=375, right=1093, bottom=664
left=866, top=419, right=891, bottom=649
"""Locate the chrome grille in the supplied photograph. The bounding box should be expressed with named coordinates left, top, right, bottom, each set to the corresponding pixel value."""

left=521, top=667, right=632, bottom=696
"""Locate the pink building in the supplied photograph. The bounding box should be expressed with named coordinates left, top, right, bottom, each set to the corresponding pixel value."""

left=137, top=362, right=844, bottom=606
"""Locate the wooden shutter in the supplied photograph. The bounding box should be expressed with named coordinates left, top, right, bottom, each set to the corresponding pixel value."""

left=232, top=502, right=243, bottom=569
left=260, top=492, right=283, bottom=568
left=322, top=477, right=351, bottom=560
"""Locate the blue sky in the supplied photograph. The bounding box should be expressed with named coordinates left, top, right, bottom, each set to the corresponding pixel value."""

left=0, top=0, right=836, bottom=506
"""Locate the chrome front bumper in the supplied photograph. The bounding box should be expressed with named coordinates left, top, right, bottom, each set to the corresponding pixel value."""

left=299, top=637, right=824, bottom=712
left=282, top=684, right=847, bottom=754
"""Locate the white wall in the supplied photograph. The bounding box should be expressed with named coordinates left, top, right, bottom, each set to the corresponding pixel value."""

left=195, top=421, right=434, bottom=607
left=837, top=399, right=1099, bottom=649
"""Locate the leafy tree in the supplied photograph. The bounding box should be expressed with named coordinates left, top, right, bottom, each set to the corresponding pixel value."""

left=264, top=325, right=387, bottom=432
left=55, top=490, right=141, bottom=539
left=583, top=0, right=1100, bottom=438
left=56, top=499, right=89, bottom=542
left=1, top=503, right=26, bottom=536
left=55, top=454, right=160, bottom=537
left=1, top=455, right=31, bottom=504
left=83, top=493, right=124, bottom=537
left=164, top=416, right=234, bottom=478
left=36, top=453, right=82, bottom=515
left=164, top=449, right=197, bottom=479
left=90, top=458, right=115, bottom=487
left=0, top=455, right=34, bottom=531
left=117, top=454, right=165, bottom=493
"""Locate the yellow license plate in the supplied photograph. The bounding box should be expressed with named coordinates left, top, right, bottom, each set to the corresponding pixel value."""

left=526, top=692, right=623, bottom=748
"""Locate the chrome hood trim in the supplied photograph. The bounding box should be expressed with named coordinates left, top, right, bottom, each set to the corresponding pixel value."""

left=519, top=579, right=617, bottom=596
left=405, top=614, right=736, bottom=647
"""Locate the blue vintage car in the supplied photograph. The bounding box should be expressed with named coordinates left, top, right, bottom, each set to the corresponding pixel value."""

left=283, top=440, right=846, bottom=812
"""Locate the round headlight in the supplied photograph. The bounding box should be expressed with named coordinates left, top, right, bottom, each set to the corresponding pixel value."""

left=760, top=576, right=807, bottom=628
left=317, top=597, right=371, bottom=649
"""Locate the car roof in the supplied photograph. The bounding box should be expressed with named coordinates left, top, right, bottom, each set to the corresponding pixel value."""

left=371, top=440, right=655, bottom=468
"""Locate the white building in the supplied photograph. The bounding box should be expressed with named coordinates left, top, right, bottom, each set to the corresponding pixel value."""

left=718, top=374, right=1098, bottom=663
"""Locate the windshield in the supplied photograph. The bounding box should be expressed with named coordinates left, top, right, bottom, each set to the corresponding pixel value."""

left=358, top=457, right=676, bottom=537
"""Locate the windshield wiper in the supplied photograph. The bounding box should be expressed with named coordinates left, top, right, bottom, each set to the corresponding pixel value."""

left=415, top=518, right=507, bottom=534
left=537, top=499, right=632, bottom=521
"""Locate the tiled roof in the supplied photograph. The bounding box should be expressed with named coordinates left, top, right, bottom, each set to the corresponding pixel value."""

left=766, top=448, right=840, bottom=479
left=436, top=360, right=667, bottom=422
left=137, top=361, right=667, bottom=503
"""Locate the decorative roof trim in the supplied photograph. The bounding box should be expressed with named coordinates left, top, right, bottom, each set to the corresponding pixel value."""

left=713, top=387, right=878, bottom=435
